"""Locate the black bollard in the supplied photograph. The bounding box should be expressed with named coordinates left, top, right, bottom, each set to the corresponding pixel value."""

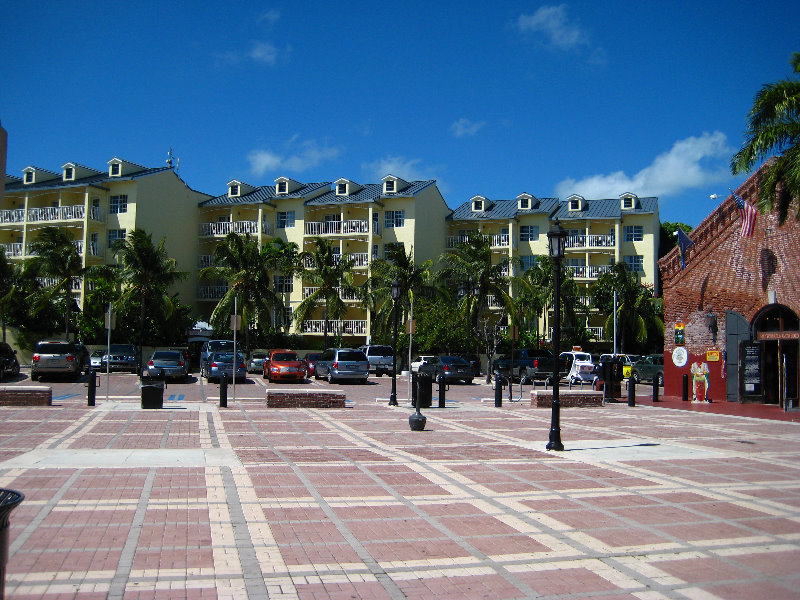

left=87, top=368, right=97, bottom=407
left=409, top=381, right=427, bottom=430
left=494, top=371, right=503, bottom=407
left=628, top=376, right=636, bottom=406
left=681, top=373, right=689, bottom=402
left=652, top=377, right=660, bottom=402
left=438, top=375, right=446, bottom=408
left=220, top=372, right=228, bottom=408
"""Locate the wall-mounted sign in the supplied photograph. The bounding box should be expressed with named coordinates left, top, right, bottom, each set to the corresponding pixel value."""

left=672, top=346, right=688, bottom=367
left=706, top=350, right=720, bottom=362
left=757, top=331, right=800, bottom=341
left=674, top=323, right=685, bottom=345
left=741, top=342, right=761, bottom=395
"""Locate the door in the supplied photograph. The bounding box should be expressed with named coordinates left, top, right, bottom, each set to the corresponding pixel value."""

left=726, top=311, right=750, bottom=402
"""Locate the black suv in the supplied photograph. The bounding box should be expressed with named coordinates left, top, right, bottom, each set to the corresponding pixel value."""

left=0, top=342, right=20, bottom=381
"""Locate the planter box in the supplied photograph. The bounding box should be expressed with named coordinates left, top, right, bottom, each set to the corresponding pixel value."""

left=265, top=389, right=346, bottom=408
left=0, top=386, right=52, bottom=406
left=531, top=389, right=603, bottom=408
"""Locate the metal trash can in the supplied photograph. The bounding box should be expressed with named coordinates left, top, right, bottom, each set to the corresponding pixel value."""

left=0, top=488, right=24, bottom=599
left=140, top=377, right=165, bottom=409
left=415, top=369, right=434, bottom=408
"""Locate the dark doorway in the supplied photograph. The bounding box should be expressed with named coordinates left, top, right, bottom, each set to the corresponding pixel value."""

left=726, top=311, right=750, bottom=402
left=762, top=340, right=779, bottom=404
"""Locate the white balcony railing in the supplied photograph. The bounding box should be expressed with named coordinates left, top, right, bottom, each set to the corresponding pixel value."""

left=486, top=295, right=505, bottom=309
left=302, top=320, right=367, bottom=335
left=490, top=233, right=510, bottom=248
left=1, top=243, right=23, bottom=257
left=302, top=287, right=360, bottom=301
left=304, top=219, right=369, bottom=236
left=588, top=326, right=604, bottom=339
left=198, top=255, right=214, bottom=269
left=199, top=220, right=271, bottom=237
left=197, top=285, right=229, bottom=300
left=446, top=233, right=509, bottom=249
left=27, top=205, right=87, bottom=222
left=567, top=265, right=612, bottom=279
left=566, top=234, right=615, bottom=249
left=0, top=209, right=25, bottom=223
left=37, top=277, right=82, bottom=291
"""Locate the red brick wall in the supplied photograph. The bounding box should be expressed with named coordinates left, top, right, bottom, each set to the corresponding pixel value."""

left=659, top=166, right=800, bottom=399
left=265, top=389, right=346, bottom=408
left=531, top=390, right=603, bottom=408
left=0, top=386, right=53, bottom=406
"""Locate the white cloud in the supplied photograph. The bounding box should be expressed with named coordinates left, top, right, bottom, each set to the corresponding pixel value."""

left=258, top=9, right=280, bottom=25
left=554, top=131, right=732, bottom=199
left=450, top=118, right=486, bottom=138
left=248, top=140, right=342, bottom=176
left=361, top=155, right=441, bottom=183
left=248, top=41, right=278, bottom=65
left=516, top=4, right=605, bottom=65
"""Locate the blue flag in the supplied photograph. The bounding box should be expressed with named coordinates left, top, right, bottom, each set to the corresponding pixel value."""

left=676, top=229, right=694, bottom=269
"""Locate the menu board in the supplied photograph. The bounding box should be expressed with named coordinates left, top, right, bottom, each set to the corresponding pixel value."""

left=742, top=343, right=761, bottom=394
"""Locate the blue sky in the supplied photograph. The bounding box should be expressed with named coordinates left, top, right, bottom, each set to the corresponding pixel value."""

left=2, top=1, right=798, bottom=227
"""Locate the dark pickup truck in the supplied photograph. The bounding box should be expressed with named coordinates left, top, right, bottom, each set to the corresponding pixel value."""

left=492, top=349, right=567, bottom=381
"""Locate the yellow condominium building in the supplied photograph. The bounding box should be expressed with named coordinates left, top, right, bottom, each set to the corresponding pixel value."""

left=0, top=157, right=211, bottom=307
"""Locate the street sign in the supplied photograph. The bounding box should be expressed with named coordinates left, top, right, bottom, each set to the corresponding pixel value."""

left=406, top=319, right=416, bottom=334
left=230, top=315, right=242, bottom=330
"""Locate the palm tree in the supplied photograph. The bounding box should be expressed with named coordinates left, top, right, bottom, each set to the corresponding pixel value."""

left=437, top=233, right=511, bottom=352
left=731, top=51, right=800, bottom=225
left=25, top=226, right=84, bottom=339
left=200, top=233, right=288, bottom=354
left=112, top=229, right=186, bottom=373
left=591, top=262, right=663, bottom=353
left=0, top=252, right=15, bottom=343
left=293, top=237, right=357, bottom=348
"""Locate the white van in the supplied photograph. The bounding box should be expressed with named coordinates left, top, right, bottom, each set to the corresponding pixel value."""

left=559, top=350, right=597, bottom=384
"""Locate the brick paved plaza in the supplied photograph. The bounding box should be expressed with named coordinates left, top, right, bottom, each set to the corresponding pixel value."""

left=1, top=373, right=799, bottom=599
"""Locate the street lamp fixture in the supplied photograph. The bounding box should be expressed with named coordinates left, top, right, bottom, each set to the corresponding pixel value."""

left=389, top=279, right=401, bottom=406
left=546, top=219, right=567, bottom=451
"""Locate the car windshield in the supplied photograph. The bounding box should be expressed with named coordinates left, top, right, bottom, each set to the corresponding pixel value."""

left=36, top=343, right=73, bottom=354
left=251, top=352, right=267, bottom=359
left=152, top=351, right=180, bottom=360
left=213, top=353, right=243, bottom=362
left=109, top=345, right=135, bottom=353
left=370, top=346, right=393, bottom=357
left=440, top=356, right=467, bottom=364
left=272, top=352, right=298, bottom=361
left=337, top=351, right=366, bottom=361
left=209, top=341, right=235, bottom=352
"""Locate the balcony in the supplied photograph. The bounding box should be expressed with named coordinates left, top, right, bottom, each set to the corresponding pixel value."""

left=303, top=287, right=360, bottom=301
left=304, top=219, right=369, bottom=236
left=37, top=276, right=82, bottom=291
left=1, top=243, right=23, bottom=257
left=26, top=205, right=101, bottom=223
left=446, top=233, right=509, bottom=249
left=567, top=265, right=612, bottom=279
left=565, top=234, right=615, bottom=250
left=548, top=326, right=604, bottom=340
left=198, top=255, right=214, bottom=269
left=302, top=253, right=370, bottom=269
left=199, top=220, right=271, bottom=237
left=197, top=285, right=229, bottom=300
left=489, top=233, right=509, bottom=248
left=0, top=209, right=24, bottom=224
left=302, top=320, right=367, bottom=335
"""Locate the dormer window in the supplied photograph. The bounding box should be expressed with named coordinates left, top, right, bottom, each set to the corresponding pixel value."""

left=621, top=196, right=635, bottom=209
left=519, top=197, right=529, bottom=209
left=277, top=181, right=288, bottom=194
left=337, top=182, right=348, bottom=195
left=385, top=179, right=395, bottom=193
left=110, top=163, right=121, bottom=176
left=568, top=197, right=583, bottom=211
left=229, top=184, right=240, bottom=197
left=382, top=175, right=408, bottom=195
left=24, top=171, right=34, bottom=184
left=474, top=199, right=483, bottom=211
left=64, top=167, right=74, bottom=181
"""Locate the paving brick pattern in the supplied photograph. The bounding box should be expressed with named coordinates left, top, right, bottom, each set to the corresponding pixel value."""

left=0, top=374, right=799, bottom=599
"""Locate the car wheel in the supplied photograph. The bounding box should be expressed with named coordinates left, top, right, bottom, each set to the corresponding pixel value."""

left=314, top=370, right=320, bottom=380
left=262, top=370, right=267, bottom=379
left=11, top=361, right=19, bottom=377
left=30, top=372, right=39, bottom=381
left=465, top=379, right=473, bottom=385
left=0, top=365, right=5, bottom=381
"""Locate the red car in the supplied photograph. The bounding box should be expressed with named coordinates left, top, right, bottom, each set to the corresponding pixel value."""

left=262, top=349, right=306, bottom=383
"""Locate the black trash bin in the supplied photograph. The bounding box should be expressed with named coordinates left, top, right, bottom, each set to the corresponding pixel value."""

left=140, top=377, right=165, bottom=409
left=0, top=488, right=24, bottom=599
left=415, top=369, right=434, bottom=408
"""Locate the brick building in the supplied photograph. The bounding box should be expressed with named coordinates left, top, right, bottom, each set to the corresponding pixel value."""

left=659, top=163, right=799, bottom=407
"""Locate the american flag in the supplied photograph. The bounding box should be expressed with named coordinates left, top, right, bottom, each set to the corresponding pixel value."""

left=733, top=192, right=757, bottom=238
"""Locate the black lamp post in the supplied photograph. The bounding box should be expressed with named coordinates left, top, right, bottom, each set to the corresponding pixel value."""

left=389, top=279, right=401, bottom=406
left=546, top=219, right=567, bottom=451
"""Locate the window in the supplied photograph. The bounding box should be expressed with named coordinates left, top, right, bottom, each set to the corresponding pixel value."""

left=520, top=225, right=539, bottom=242
left=624, top=255, right=644, bottom=272
left=384, top=242, right=404, bottom=257
left=520, top=255, right=538, bottom=271
left=24, top=171, right=33, bottom=183
left=110, top=163, right=121, bottom=176
left=569, top=199, right=581, bottom=210
left=385, top=210, right=404, bottom=228
left=229, top=184, right=239, bottom=196
left=472, top=199, right=483, bottom=211
left=109, top=195, right=128, bottom=214
left=624, top=225, right=643, bottom=242
left=277, top=181, right=287, bottom=194
left=384, top=179, right=395, bottom=193
left=277, top=211, right=295, bottom=228
left=519, top=197, right=529, bottom=209
left=337, top=183, right=347, bottom=195
left=274, top=275, right=293, bottom=293
left=64, top=167, right=74, bottom=180
left=108, top=229, right=126, bottom=248
left=372, top=244, right=379, bottom=259
left=622, top=196, right=634, bottom=209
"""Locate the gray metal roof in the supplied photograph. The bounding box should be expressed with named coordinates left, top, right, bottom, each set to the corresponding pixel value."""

left=447, top=197, right=560, bottom=221
left=198, top=181, right=331, bottom=207
left=304, top=180, right=437, bottom=206
left=4, top=166, right=173, bottom=193
left=552, top=196, right=658, bottom=221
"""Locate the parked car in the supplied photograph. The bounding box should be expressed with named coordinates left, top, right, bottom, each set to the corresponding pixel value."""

left=247, top=350, right=269, bottom=373
left=304, top=353, right=322, bottom=376
left=89, top=350, right=103, bottom=369
left=458, top=353, right=482, bottom=377
left=201, top=351, right=247, bottom=383
left=599, top=353, right=636, bottom=379
left=560, top=350, right=597, bottom=384
left=146, top=350, right=189, bottom=381
left=263, top=349, right=306, bottom=383
left=410, top=355, right=436, bottom=373
left=101, top=344, right=139, bottom=374
left=31, top=340, right=83, bottom=381
left=169, top=347, right=191, bottom=371
left=492, top=348, right=566, bottom=381
left=419, top=355, right=473, bottom=384
left=0, top=342, right=20, bottom=381
left=358, top=344, right=395, bottom=377
left=630, top=354, right=664, bottom=386
left=314, top=348, right=369, bottom=384
left=199, top=340, right=236, bottom=369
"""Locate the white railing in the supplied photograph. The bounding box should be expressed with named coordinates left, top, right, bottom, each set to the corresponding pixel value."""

left=302, top=287, right=360, bottom=301
left=342, top=220, right=369, bottom=234
left=197, top=285, right=229, bottom=300
left=305, top=220, right=341, bottom=235
left=37, top=276, right=82, bottom=290
left=588, top=326, right=604, bottom=339
left=27, top=205, right=87, bottom=222
left=1, top=243, right=23, bottom=257
left=0, top=209, right=25, bottom=223
left=198, top=254, right=214, bottom=268
left=73, top=240, right=83, bottom=254
left=446, top=233, right=509, bottom=248
left=490, top=233, right=509, bottom=248
left=566, top=234, right=615, bottom=249
left=446, top=234, right=474, bottom=248
left=486, top=295, right=505, bottom=308
left=349, top=252, right=369, bottom=267
left=199, top=220, right=271, bottom=237
left=567, top=265, right=612, bottom=279
left=302, top=320, right=367, bottom=335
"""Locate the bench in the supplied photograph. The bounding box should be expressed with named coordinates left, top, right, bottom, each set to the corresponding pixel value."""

left=0, top=386, right=53, bottom=406
left=531, top=389, right=603, bottom=408
left=265, top=389, right=346, bottom=408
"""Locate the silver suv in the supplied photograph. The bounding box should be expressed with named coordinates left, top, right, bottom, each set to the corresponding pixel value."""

left=31, top=340, right=84, bottom=381
left=358, top=345, right=394, bottom=377
left=314, top=348, right=369, bottom=384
